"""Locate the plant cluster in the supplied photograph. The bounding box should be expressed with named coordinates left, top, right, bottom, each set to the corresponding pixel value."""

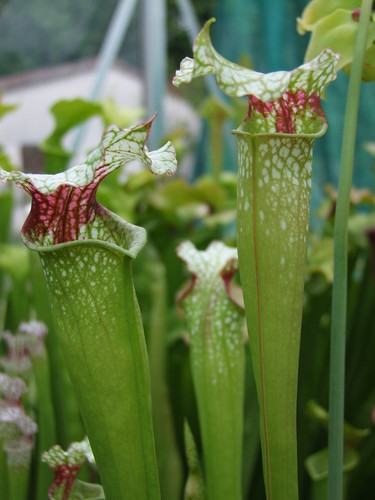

left=0, top=2, right=375, bottom=500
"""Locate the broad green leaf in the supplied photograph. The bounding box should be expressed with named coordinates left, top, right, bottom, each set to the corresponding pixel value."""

left=0, top=244, right=29, bottom=282
left=297, top=0, right=360, bottom=33
left=40, top=98, right=103, bottom=173
left=303, top=9, right=375, bottom=71
left=307, top=237, right=334, bottom=283
left=42, top=98, right=102, bottom=152
left=101, top=97, right=143, bottom=128
left=0, top=103, right=17, bottom=119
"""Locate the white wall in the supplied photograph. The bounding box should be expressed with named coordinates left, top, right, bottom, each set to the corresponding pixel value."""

left=0, top=63, right=200, bottom=171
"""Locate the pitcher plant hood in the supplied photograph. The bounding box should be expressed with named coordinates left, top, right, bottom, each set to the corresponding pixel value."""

left=0, top=116, right=177, bottom=258
left=173, top=18, right=340, bottom=136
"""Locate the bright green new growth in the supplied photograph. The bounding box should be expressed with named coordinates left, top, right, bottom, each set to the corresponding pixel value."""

left=298, top=1, right=375, bottom=81
left=173, top=19, right=339, bottom=500
left=177, top=241, right=245, bottom=500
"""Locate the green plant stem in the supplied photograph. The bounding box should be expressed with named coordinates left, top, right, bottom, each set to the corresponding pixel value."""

left=147, top=255, right=183, bottom=500
left=0, top=441, right=9, bottom=500
left=8, top=465, right=30, bottom=500
left=327, top=2, right=373, bottom=499
left=31, top=350, right=56, bottom=500
left=210, top=119, right=224, bottom=180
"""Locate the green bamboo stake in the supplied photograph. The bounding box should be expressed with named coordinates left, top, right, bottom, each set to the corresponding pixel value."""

left=173, top=20, right=339, bottom=499
left=327, top=2, right=373, bottom=499
left=0, top=117, right=177, bottom=499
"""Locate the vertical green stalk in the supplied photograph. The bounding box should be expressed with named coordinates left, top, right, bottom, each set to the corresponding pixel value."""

left=31, top=355, right=55, bottom=499
left=0, top=376, right=37, bottom=500
left=0, top=440, right=8, bottom=500
left=327, top=2, right=373, bottom=498
left=19, top=321, right=56, bottom=500
left=235, top=132, right=319, bottom=499
left=201, top=96, right=232, bottom=180
left=0, top=442, right=10, bottom=500
left=0, top=375, right=30, bottom=500
left=5, top=443, right=34, bottom=500
left=3, top=423, right=36, bottom=500
left=177, top=241, right=245, bottom=500
left=146, top=251, right=183, bottom=500
left=0, top=185, right=13, bottom=333
left=6, top=452, right=31, bottom=500
left=0, top=118, right=177, bottom=499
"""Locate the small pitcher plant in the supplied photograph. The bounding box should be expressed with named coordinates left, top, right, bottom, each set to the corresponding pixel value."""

left=41, top=437, right=99, bottom=499
left=177, top=241, right=245, bottom=500
left=1, top=321, right=55, bottom=499
left=0, top=373, right=37, bottom=500
left=174, top=18, right=339, bottom=499
left=0, top=117, right=177, bottom=499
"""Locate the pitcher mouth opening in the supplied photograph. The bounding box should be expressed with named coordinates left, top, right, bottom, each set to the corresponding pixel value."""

left=21, top=209, right=147, bottom=260
left=232, top=120, right=328, bottom=140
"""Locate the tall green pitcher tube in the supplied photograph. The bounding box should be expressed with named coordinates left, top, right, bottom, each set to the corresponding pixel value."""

left=173, top=19, right=339, bottom=499
left=0, top=117, right=177, bottom=500
left=177, top=241, right=245, bottom=500
left=234, top=131, right=320, bottom=499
